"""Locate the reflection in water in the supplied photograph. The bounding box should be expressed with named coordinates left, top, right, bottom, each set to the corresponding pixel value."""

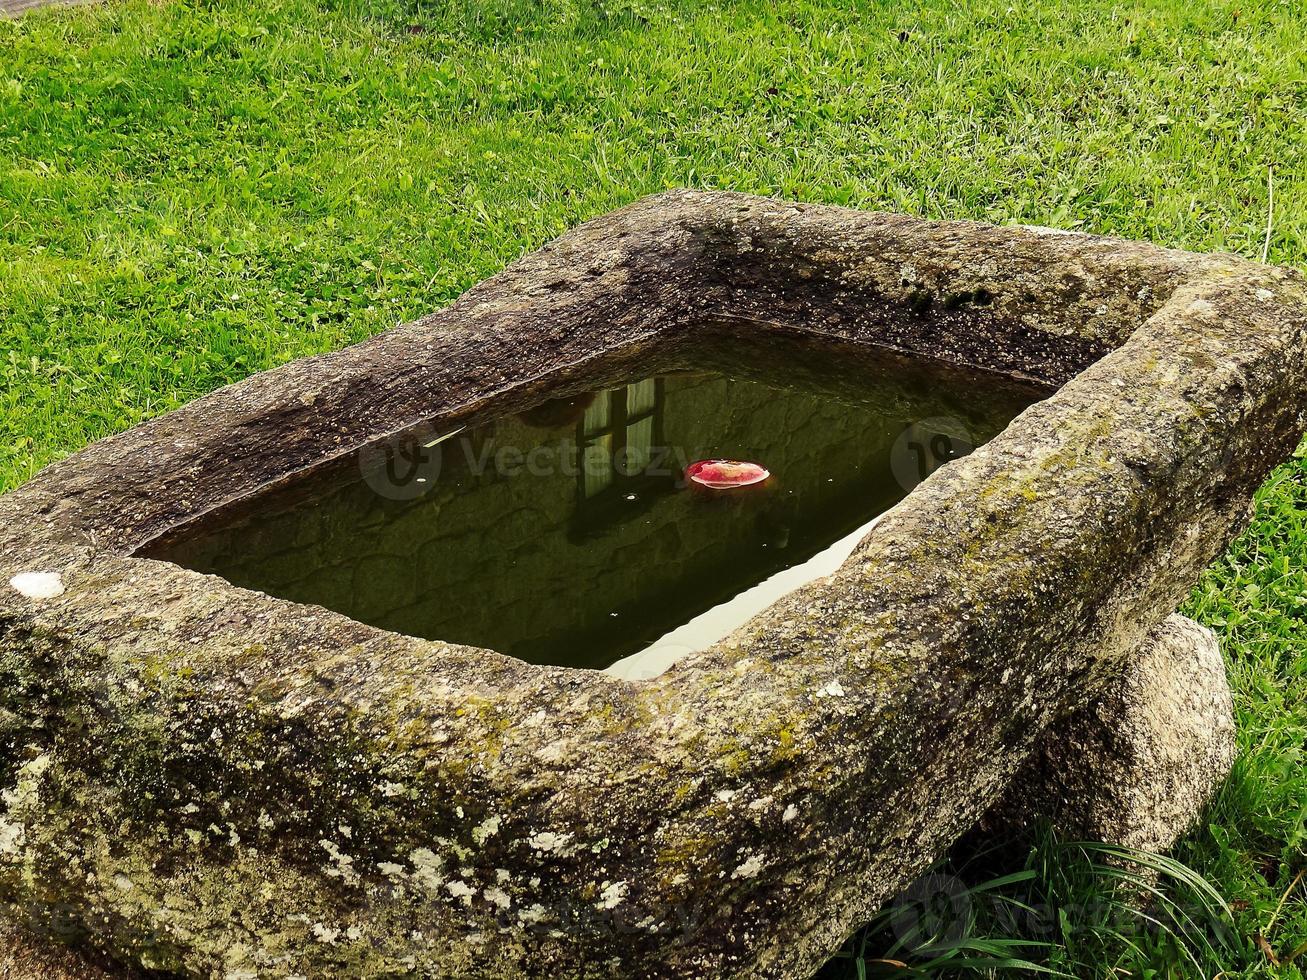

left=141, top=335, right=1043, bottom=673
left=577, top=378, right=665, bottom=503
left=609, top=510, right=890, bottom=681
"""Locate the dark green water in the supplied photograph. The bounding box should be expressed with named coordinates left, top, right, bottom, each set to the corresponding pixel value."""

left=141, top=332, right=1044, bottom=674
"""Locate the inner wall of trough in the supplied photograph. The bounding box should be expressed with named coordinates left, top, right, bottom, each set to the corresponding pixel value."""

left=688, top=206, right=1197, bottom=385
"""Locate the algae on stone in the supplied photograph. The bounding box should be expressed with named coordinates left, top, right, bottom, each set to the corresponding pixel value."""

left=0, top=192, right=1304, bottom=978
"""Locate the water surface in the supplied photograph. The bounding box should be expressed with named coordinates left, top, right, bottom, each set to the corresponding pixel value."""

left=141, top=331, right=1044, bottom=675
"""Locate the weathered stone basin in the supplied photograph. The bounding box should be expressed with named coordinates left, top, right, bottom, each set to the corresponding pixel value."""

left=1, top=190, right=1305, bottom=978
left=136, top=328, right=1045, bottom=678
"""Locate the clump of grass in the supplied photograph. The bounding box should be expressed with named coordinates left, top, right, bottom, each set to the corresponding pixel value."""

left=818, top=825, right=1249, bottom=979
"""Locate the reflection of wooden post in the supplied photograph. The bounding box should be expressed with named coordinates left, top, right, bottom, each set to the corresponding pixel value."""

left=576, top=387, right=616, bottom=499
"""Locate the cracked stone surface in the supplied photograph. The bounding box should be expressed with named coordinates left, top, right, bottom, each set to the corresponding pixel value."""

left=0, top=191, right=1304, bottom=978
left=986, top=613, right=1237, bottom=853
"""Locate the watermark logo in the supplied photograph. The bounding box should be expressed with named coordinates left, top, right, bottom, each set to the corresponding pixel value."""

left=357, top=429, right=701, bottom=502
left=888, top=872, right=972, bottom=950
left=356, top=414, right=980, bottom=504
left=890, top=417, right=975, bottom=492
left=358, top=425, right=449, bottom=501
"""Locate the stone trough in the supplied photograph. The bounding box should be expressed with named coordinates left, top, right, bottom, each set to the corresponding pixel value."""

left=1, top=191, right=1304, bottom=978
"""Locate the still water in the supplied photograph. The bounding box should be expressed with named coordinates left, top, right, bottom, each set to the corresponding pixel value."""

left=141, top=332, right=1044, bottom=675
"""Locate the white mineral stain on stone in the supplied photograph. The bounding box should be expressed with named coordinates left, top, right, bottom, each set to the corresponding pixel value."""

left=1021, top=224, right=1081, bottom=237
left=731, top=852, right=767, bottom=879
left=409, top=848, right=445, bottom=891
left=0, top=819, right=24, bottom=855
left=528, top=831, right=572, bottom=853
left=483, top=885, right=511, bottom=910
left=1187, top=298, right=1217, bottom=316
left=714, top=789, right=737, bottom=803
left=1256, top=288, right=1275, bottom=301
left=445, top=879, right=476, bottom=905
left=320, top=840, right=359, bottom=885
left=782, top=804, right=799, bottom=823
left=0, top=753, right=51, bottom=856
left=518, top=904, right=548, bottom=925
left=816, top=679, right=846, bottom=698
left=472, top=814, right=500, bottom=845
left=536, top=742, right=567, bottom=763
left=8, top=571, right=64, bottom=600
left=597, top=881, right=628, bottom=909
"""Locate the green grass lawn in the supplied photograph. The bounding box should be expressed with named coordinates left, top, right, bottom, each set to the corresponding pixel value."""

left=2, top=0, right=1304, bottom=974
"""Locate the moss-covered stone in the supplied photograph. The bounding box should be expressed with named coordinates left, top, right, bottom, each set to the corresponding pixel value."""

left=984, top=613, right=1236, bottom=853
left=0, top=191, right=1304, bottom=977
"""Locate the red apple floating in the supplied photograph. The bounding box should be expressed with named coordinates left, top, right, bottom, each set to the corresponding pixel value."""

left=685, top=459, right=771, bottom=490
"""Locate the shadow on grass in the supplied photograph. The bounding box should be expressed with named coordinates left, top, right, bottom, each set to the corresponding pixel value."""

left=321, top=0, right=736, bottom=43
left=815, top=823, right=1250, bottom=979
left=322, top=0, right=645, bottom=42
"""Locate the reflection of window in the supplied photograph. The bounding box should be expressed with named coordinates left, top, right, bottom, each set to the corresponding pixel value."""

left=624, top=378, right=658, bottom=474
left=581, top=434, right=614, bottom=498
left=577, top=378, right=664, bottom=500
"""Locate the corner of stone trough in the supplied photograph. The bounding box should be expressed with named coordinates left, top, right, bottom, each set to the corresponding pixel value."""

left=0, top=190, right=1305, bottom=978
